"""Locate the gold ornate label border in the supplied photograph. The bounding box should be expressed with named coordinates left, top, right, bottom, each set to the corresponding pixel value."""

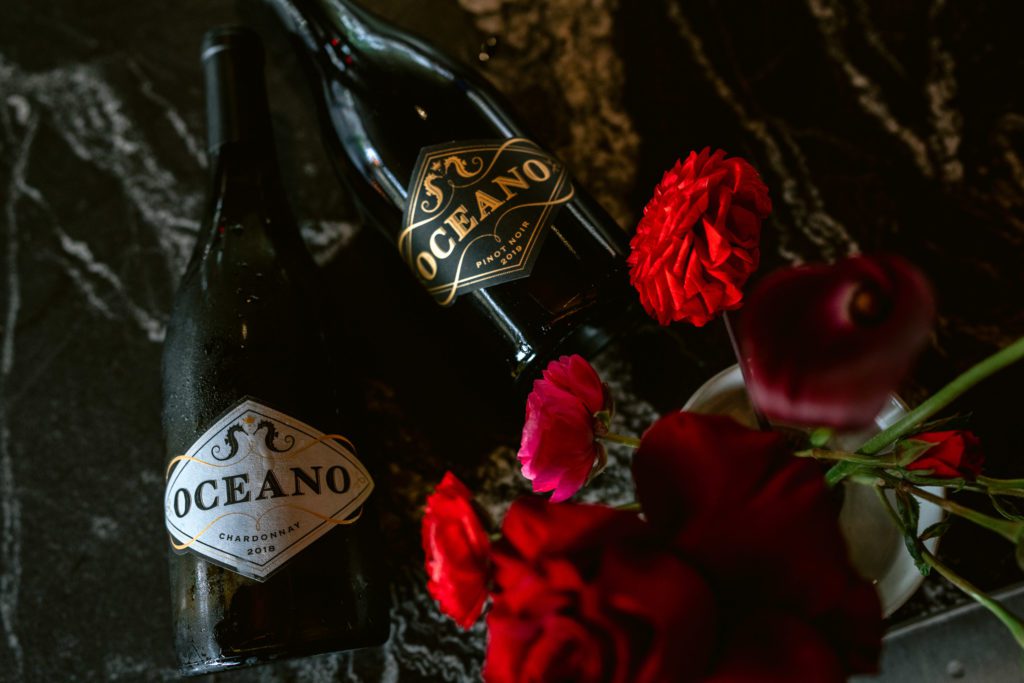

left=401, top=138, right=574, bottom=305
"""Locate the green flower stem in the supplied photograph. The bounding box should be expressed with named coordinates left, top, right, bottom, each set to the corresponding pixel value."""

left=898, top=474, right=1014, bottom=498
left=826, top=335, right=1024, bottom=486
left=979, top=475, right=1024, bottom=491
left=723, top=311, right=772, bottom=431
left=874, top=485, right=905, bottom=530
left=861, top=336, right=1024, bottom=454
left=795, top=448, right=901, bottom=466
left=873, top=485, right=1024, bottom=650
left=921, top=547, right=1024, bottom=650
left=849, top=472, right=885, bottom=487
left=900, top=482, right=1024, bottom=543
left=597, top=432, right=642, bottom=448
left=615, top=502, right=642, bottom=512
left=826, top=463, right=865, bottom=487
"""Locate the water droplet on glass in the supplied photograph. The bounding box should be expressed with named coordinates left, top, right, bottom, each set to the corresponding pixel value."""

left=946, top=660, right=965, bottom=678
left=479, top=36, right=498, bottom=62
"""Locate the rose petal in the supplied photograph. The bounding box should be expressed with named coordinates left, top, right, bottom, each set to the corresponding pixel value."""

left=517, top=355, right=607, bottom=501
left=739, top=254, right=935, bottom=429
left=421, top=472, right=492, bottom=628
left=628, top=148, right=771, bottom=327
left=704, top=612, right=846, bottom=683
left=632, top=412, right=881, bottom=670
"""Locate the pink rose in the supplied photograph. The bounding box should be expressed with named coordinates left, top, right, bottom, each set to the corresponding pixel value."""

left=518, top=355, right=609, bottom=502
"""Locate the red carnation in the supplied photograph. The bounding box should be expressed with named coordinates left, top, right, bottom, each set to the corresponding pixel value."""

left=485, top=499, right=716, bottom=683
left=907, top=430, right=984, bottom=480
left=421, top=472, right=492, bottom=628
left=518, top=355, right=610, bottom=502
left=633, top=412, right=883, bottom=680
left=739, top=254, right=935, bottom=429
left=628, top=148, right=771, bottom=327
left=483, top=413, right=882, bottom=682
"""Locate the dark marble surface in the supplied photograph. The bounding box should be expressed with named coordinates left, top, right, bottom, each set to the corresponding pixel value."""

left=2, top=0, right=1024, bottom=681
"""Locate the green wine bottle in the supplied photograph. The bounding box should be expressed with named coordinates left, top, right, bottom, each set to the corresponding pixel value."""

left=267, top=0, right=637, bottom=381
left=160, top=27, right=389, bottom=676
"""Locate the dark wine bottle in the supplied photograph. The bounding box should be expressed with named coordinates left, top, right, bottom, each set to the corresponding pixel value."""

left=266, top=0, right=636, bottom=381
left=161, top=27, right=389, bottom=676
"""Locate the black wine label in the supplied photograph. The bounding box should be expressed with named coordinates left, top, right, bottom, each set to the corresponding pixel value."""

left=401, top=138, right=574, bottom=305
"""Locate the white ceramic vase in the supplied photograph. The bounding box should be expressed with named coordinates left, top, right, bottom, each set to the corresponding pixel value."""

left=683, top=365, right=944, bottom=617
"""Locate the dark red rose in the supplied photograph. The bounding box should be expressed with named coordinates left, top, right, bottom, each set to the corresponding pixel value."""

left=518, top=355, right=610, bottom=502
left=484, top=499, right=716, bottom=683
left=907, top=430, right=984, bottom=479
left=633, top=412, right=883, bottom=680
left=739, top=254, right=935, bottom=429
left=627, top=148, right=771, bottom=327
left=421, top=472, right=492, bottom=628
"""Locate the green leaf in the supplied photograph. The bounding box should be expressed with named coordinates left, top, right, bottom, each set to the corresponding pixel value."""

left=809, top=427, right=833, bottom=448
left=920, top=520, right=952, bottom=542
left=894, top=489, right=929, bottom=574
left=913, top=412, right=974, bottom=434
left=1017, top=537, right=1024, bottom=574
left=991, top=495, right=1024, bottom=523
left=895, top=489, right=921, bottom=532
left=892, top=439, right=937, bottom=467
left=903, top=531, right=931, bottom=576
left=900, top=473, right=968, bottom=491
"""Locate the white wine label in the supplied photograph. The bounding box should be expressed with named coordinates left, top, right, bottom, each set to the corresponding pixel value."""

left=164, top=398, right=373, bottom=581
left=401, top=138, right=574, bottom=305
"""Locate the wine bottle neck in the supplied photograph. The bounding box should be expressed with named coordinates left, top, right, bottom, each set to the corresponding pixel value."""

left=275, top=0, right=382, bottom=55
left=203, top=27, right=276, bottom=159
left=200, top=29, right=292, bottom=243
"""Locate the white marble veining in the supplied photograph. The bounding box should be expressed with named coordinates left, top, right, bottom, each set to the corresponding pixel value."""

left=666, top=0, right=857, bottom=264
left=925, top=0, right=964, bottom=184
left=458, top=0, right=641, bottom=227
left=300, top=219, right=361, bottom=266
left=0, top=89, right=31, bottom=681
left=851, top=0, right=907, bottom=78
left=807, top=0, right=968, bottom=187
left=55, top=228, right=168, bottom=342
left=0, top=54, right=196, bottom=353
left=13, top=57, right=202, bottom=278
left=807, top=0, right=936, bottom=179
left=128, top=60, right=209, bottom=170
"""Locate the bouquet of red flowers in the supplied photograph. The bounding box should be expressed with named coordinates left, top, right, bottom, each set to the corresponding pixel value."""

left=421, top=149, right=1024, bottom=681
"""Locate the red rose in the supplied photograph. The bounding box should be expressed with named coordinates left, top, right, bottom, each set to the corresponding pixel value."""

left=627, top=148, right=771, bottom=327
left=739, top=254, right=935, bottom=429
left=907, top=430, right=984, bottom=479
left=518, top=355, right=610, bottom=502
left=484, top=499, right=716, bottom=683
left=633, top=412, right=882, bottom=680
left=421, top=472, right=492, bottom=628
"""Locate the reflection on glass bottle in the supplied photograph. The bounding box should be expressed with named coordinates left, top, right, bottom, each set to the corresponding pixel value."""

left=161, top=27, right=388, bottom=676
left=268, top=0, right=637, bottom=381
